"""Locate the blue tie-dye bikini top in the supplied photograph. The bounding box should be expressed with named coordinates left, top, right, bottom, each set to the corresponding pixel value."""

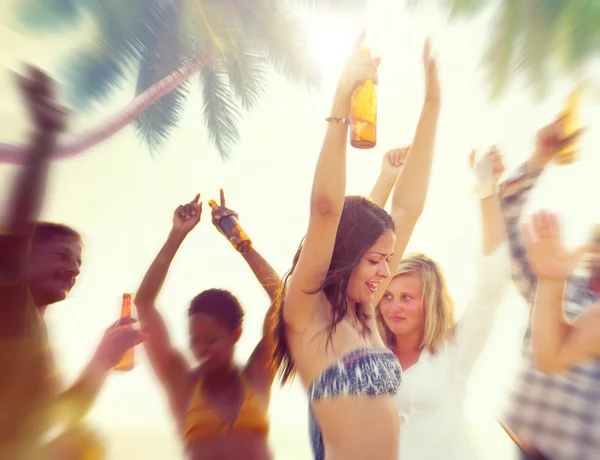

left=308, top=347, right=402, bottom=401
left=307, top=347, right=402, bottom=460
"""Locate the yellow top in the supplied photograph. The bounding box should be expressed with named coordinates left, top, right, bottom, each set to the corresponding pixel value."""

left=0, top=227, right=55, bottom=459
left=182, top=373, right=269, bottom=445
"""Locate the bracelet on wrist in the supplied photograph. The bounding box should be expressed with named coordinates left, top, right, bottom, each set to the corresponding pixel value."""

left=325, top=116, right=351, bottom=124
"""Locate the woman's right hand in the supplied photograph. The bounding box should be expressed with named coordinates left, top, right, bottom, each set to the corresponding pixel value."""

left=336, top=30, right=381, bottom=99
left=171, top=194, right=202, bottom=236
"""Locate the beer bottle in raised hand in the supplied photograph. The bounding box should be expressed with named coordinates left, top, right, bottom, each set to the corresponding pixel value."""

left=208, top=200, right=252, bottom=253
left=113, top=293, right=134, bottom=372
left=350, top=47, right=377, bottom=149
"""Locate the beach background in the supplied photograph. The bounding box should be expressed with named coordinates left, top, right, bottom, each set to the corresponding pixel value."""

left=2, top=0, right=600, bottom=458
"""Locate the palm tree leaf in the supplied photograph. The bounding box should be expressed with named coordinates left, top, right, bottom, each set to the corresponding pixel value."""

left=448, top=0, right=493, bottom=17
left=285, top=0, right=366, bottom=10
left=517, top=0, right=560, bottom=100
left=481, top=0, right=520, bottom=99
left=61, top=47, right=128, bottom=110
left=135, top=0, right=193, bottom=154
left=62, top=0, right=176, bottom=110
left=15, top=0, right=82, bottom=31
left=199, top=63, right=241, bottom=160
left=558, top=1, right=600, bottom=73
left=233, top=0, right=320, bottom=89
left=225, top=40, right=269, bottom=111
left=180, top=0, right=241, bottom=63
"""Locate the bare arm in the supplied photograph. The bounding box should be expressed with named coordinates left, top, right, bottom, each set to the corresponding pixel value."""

left=284, top=42, right=378, bottom=329
left=241, top=248, right=280, bottom=302
left=134, top=196, right=201, bottom=391
left=523, top=210, right=592, bottom=373
left=135, top=231, right=190, bottom=389
left=243, top=248, right=281, bottom=385
left=374, top=44, right=440, bottom=304
left=532, top=280, right=600, bottom=373
left=0, top=68, right=66, bottom=337
left=368, top=147, right=408, bottom=209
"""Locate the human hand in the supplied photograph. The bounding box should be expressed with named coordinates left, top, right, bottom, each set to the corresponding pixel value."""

left=380, top=146, right=409, bottom=181
left=211, top=188, right=239, bottom=228
left=172, top=194, right=202, bottom=236
left=336, top=30, right=381, bottom=99
left=17, top=66, right=67, bottom=135
left=94, top=317, right=147, bottom=369
left=522, top=210, right=589, bottom=281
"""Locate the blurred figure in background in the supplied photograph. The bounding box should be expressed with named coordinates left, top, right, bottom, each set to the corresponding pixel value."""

left=523, top=211, right=600, bottom=375
left=0, top=67, right=144, bottom=460
left=373, top=147, right=509, bottom=460
left=498, top=119, right=599, bottom=460
left=135, top=190, right=280, bottom=460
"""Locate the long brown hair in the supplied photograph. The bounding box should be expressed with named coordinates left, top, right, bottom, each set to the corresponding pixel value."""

left=272, top=196, right=395, bottom=384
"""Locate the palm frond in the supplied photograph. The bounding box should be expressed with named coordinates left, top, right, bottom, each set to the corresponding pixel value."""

left=135, top=0, right=194, bottom=154
left=62, top=0, right=177, bottom=110
left=558, top=1, right=600, bottom=73
left=15, top=0, right=82, bottom=31
left=61, top=47, right=128, bottom=110
left=199, top=63, right=241, bottom=160
left=448, top=0, right=493, bottom=17
left=233, top=0, right=320, bottom=89
left=517, top=0, right=559, bottom=100
left=481, top=0, right=519, bottom=99
left=225, top=40, right=269, bottom=111
left=180, top=0, right=241, bottom=63
left=285, top=0, right=366, bottom=10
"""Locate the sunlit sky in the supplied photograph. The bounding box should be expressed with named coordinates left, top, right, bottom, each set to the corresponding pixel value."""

left=2, top=0, right=600, bottom=459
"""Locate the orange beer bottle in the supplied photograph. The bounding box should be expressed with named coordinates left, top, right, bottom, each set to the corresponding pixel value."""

left=113, top=293, right=134, bottom=372
left=208, top=200, right=252, bottom=253
left=350, top=47, right=377, bottom=149
left=555, top=87, right=582, bottom=165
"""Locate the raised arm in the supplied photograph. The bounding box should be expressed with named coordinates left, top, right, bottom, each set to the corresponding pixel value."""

left=373, top=42, right=440, bottom=304
left=523, top=210, right=595, bottom=373
left=0, top=67, right=66, bottom=337
left=500, top=119, right=584, bottom=306
left=454, top=148, right=510, bottom=375
left=209, top=189, right=281, bottom=383
left=283, top=34, right=380, bottom=329
left=368, top=147, right=409, bottom=208
left=134, top=195, right=201, bottom=392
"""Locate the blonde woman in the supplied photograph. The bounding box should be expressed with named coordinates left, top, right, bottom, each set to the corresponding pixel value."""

left=373, top=147, right=510, bottom=459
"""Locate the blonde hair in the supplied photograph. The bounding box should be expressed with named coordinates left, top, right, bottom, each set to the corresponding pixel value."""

left=376, top=253, right=456, bottom=354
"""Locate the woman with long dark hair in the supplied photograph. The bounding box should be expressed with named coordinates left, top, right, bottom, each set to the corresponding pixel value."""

left=272, top=36, right=441, bottom=460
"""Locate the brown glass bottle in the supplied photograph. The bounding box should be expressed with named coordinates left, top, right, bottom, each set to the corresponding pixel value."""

left=208, top=200, right=252, bottom=253
left=113, top=293, right=134, bottom=372
left=350, top=48, right=377, bottom=149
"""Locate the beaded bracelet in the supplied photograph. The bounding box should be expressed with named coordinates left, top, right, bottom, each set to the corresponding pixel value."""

left=325, top=116, right=351, bottom=124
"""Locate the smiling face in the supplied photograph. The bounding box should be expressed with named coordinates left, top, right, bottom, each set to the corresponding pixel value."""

left=27, top=235, right=82, bottom=308
left=347, top=229, right=395, bottom=305
left=378, top=272, right=425, bottom=341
